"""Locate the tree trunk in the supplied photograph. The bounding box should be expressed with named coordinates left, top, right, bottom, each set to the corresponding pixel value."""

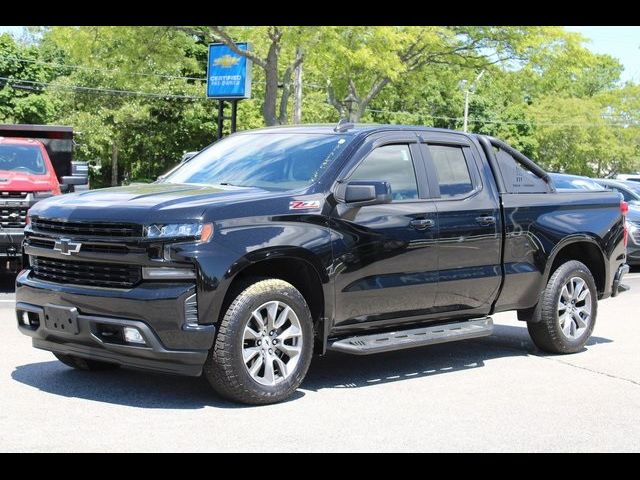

left=263, top=41, right=280, bottom=126
left=111, top=142, right=118, bottom=187
left=293, top=48, right=303, bottom=124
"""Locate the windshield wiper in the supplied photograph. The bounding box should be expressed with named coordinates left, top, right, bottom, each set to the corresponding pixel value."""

left=218, top=182, right=248, bottom=187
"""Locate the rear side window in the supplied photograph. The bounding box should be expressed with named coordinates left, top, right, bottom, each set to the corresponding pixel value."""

left=349, top=144, right=419, bottom=201
left=428, top=145, right=474, bottom=198
left=494, top=147, right=549, bottom=194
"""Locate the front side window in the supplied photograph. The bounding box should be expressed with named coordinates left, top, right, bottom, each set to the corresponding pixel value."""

left=428, top=145, right=474, bottom=198
left=0, top=145, right=46, bottom=175
left=164, top=133, right=351, bottom=191
left=349, top=144, right=419, bottom=201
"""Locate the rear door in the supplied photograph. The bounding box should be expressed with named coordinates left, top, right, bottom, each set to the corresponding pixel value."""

left=420, top=133, right=502, bottom=316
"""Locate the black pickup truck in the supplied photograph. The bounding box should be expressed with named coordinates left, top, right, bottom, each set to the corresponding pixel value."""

left=16, top=124, right=629, bottom=404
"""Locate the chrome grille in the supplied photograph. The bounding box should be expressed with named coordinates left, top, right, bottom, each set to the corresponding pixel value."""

left=0, top=191, right=28, bottom=199
left=1, top=206, right=28, bottom=228
left=30, top=256, right=141, bottom=288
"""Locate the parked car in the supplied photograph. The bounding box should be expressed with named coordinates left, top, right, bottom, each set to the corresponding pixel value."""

left=0, top=124, right=88, bottom=271
left=16, top=125, right=630, bottom=404
left=548, top=172, right=605, bottom=191
left=593, top=179, right=640, bottom=266
left=616, top=174, right=640, bottom=183
left=594, top=178, right=640, bottom=206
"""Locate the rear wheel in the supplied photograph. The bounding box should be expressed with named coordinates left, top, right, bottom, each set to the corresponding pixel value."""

left=53, top=353, right=119, bottom=371
left=203, top=278, right=314, bottom=405
left=527, top=260, right=597, bottom=353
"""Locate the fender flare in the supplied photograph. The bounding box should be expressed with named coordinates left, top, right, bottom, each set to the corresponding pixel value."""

left=542, top=234, right=607, bottom=290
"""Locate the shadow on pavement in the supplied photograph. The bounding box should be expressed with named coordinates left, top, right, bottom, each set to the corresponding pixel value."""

left=0, top=272, right=17, bottom=294
left=11, top=324, right=612, bottom=409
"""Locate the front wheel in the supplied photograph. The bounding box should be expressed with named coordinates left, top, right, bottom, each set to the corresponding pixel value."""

left=203, top=278, right=314, bottom=405
left=527, top=260, right=597, bottom=354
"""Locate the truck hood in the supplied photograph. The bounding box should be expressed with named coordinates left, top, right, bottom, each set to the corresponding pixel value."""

left=29, top=182, right=287, bottom=224
left=0, top=170, right=56, bottom=191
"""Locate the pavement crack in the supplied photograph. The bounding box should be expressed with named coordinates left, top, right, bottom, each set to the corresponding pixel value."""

left=532, top=354, right=640, bottom=387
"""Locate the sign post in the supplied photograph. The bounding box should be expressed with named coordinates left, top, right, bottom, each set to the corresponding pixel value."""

left=207, top=42, right=253, bottom=140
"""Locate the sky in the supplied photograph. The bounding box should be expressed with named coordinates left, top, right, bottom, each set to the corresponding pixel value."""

left=1, top=25, right=639, bottom=83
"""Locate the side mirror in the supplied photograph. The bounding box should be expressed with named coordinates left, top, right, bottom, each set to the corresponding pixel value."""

left=61, top=176, right=88, bottom=186
left=334, top=180, right=392, bottom=207
left=60, top=175, right=88, bottom=193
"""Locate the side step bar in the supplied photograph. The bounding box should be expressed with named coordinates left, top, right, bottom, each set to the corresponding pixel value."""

left=327, top=317, right=493, bottom=355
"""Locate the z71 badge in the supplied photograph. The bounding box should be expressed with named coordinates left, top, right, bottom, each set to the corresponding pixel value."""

left=289, top=200, right=321, bottom=210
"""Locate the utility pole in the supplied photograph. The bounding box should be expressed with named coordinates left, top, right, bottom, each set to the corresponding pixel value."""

left=462, top=70, right=485, bottom=133
left=293, top=47, right=303, bottom=124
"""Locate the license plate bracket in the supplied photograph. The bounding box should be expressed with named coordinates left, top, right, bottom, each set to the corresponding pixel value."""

left=44, top=305, right=79, bottom=335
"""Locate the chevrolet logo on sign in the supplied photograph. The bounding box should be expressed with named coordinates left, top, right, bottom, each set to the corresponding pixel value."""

left=213, top=54, right=240, bottom=68
left=53, top=238, right=82, bottom=256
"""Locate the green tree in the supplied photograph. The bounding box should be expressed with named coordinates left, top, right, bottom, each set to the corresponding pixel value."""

left=42, top=26, right=219, bottom=186
left=0, top=32, right=65, bottom=124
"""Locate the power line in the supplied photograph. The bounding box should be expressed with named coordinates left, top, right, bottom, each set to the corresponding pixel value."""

left=1, top=75, right=637, bottom=128
left=2, top=55, right=330, bottom=90
left=0, top=76, right=209, bottom=101
left=2, top=55, right=207, bottom=82
left=366, top=108, right=640, bottom=128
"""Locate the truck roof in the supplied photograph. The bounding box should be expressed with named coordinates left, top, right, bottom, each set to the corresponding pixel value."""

left=0, top=137, right=44, bottom=146
left=239, top=124, right=472, bottom=137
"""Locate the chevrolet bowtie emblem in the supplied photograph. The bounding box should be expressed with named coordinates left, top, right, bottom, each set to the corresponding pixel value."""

left=53, top=238, right=82, bottom=256
left=213, top=54, right=240, bottom=68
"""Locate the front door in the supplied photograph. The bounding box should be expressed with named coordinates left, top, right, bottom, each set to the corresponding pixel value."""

left=331, top=135, right=439, bottom=332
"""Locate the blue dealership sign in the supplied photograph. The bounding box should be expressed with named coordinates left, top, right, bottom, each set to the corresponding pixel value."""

left=207, top=43, right=253, bottom=99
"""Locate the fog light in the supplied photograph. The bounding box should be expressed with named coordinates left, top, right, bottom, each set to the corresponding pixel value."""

left=123, top=327, right=146, bottom=345
left=21, top=311, right=30, bottom=327
left=142, top=267, right=196, bottom=280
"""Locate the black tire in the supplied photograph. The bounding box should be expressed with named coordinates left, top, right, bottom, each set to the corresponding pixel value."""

left=527, top=260, right=598, bottom=354
left=53, top=353, right=119, bottom=371
left=204, top=278, right=314, bottom=405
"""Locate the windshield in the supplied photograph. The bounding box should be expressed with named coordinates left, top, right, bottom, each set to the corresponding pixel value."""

left=0, top=144, right=47, bottom=174
left=550, top=174, right=603, bottom=191
left=164, top=132, right=351, bottom=190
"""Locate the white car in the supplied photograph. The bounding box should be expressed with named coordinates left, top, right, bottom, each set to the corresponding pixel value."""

left=616, top=174, right=640, bottom=183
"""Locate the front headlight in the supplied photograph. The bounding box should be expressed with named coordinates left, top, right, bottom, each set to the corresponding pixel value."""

left=144, top=222, right=213, bottom=242
left=33, top=190, right=54, bottom=199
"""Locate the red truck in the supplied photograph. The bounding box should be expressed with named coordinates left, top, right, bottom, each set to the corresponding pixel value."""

left=0, top=124, right=88, bottom=271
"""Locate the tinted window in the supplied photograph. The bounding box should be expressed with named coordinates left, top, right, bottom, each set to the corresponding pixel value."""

left=349, top=145, right=418, bottom=201
left=494, top=147, right=549, bottom=194
left=165, top=133, right=351, bottom=191
left=0, top=145, right=46, bottom=174
left=428, top=145, right=473, bottom=198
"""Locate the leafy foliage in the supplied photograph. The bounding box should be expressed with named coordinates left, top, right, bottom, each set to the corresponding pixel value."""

left=0, top=26, right=638, bottom=184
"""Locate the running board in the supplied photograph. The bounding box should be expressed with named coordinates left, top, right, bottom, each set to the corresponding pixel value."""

left=327, top=317, right=493, bottom=355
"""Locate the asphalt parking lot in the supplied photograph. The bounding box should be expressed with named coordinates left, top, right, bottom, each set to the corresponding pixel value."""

left=1, top=272, right=640, bottom=452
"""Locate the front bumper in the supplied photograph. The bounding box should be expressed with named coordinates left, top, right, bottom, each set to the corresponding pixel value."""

left=15, top=270, right=215, bottom=376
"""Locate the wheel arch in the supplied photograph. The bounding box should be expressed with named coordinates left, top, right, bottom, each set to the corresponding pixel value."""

left=543, top=235, right=607, bottom=296
left=214, top=247, right=330, bottom=347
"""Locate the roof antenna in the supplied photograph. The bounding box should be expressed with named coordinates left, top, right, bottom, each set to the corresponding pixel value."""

left=334, top=118, right=354, bottom=133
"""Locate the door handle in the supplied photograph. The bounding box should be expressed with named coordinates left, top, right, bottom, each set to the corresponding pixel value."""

left=410, top=218, right=435, bottom=230
left=475, top=216, right=496, bottom=226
